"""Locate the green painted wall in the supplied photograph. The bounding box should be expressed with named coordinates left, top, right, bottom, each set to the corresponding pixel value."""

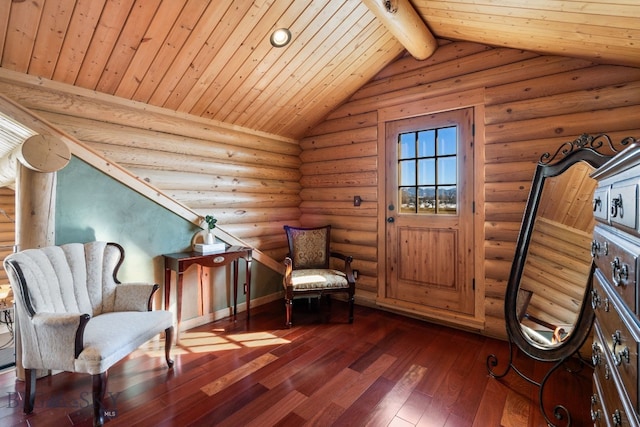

left=55, top=156, right=281, bottom=319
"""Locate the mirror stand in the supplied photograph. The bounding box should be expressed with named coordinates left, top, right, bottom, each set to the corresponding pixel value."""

left=486, top=330, right=591, bottom=427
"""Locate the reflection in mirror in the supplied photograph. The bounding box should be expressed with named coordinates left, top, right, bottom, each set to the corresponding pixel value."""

left=516, top=162, right=595, bottom=348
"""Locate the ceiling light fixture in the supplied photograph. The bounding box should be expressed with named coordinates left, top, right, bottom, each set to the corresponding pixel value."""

left=270, top=28, right=291, bottom=48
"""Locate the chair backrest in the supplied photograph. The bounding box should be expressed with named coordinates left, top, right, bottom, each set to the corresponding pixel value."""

left=4, top=242, right=124, bottom=318
left=284, top=225, right=331, bottom=269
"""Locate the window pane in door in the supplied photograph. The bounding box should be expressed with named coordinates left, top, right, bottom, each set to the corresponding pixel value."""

left=437, top=127, right=457, bottom=155
left=397, top=125, right=458, bottom=215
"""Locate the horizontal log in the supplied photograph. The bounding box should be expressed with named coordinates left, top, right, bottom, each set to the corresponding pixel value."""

left=484, top=240, right=516, bottom=262
left=485, top=161, right=537, bottom=183
left=347, top=259, right=377, bottom=278
left=485, top=182, right=530, bottom=203
left=484, top=221, right=520, bottom=242
left=243, top=234, right=287, bottom=251
left=168, top=190, right=300, bottom=209
left=300, top=214, right=377, bottom=232
left=332, top=242, right=377, bottom=262
left=485, top=80, right=640, bottom=125
left=331, top=229, right=378, bottom=247
left=193, top=207, right=300, bottom=225
left=484, top=296, right=505, bottom=319
left=485, top=259, right=512, bottom=282
left=300, top=171, right=377, bottom=188
left=485, top=278, right=508, bottom=299
left=305, top=111, right=378, bottom=138
left=300, top=157, right=377, bottom=176
left=484, top=64, right=640, bottom=106
left=355, top=275, right=377, bottom=293
left=299, top=187, right=377, bottom=203
left=222, top=221, right=293, bottom=239
left=299, top=201, right=377, bottom=217
left=485, top=201, right=526, bottom=223
left=89, top=143, right=301, bottom=181
left=129, top=168, right=300, bottom=194
left=485, top=105, right=640, bottom=145
left=0, top=222, right=16, bottom=233
left=300, top=126, right=376, bottom=150
left=300, top=141, right=376, bottom=163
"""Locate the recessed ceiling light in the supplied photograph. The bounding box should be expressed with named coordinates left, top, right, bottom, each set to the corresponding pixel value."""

left=270, top=28, right=291, bottom=48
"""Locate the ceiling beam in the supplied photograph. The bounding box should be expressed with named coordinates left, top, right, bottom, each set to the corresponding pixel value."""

left=362, top=0, right=437, bottom=60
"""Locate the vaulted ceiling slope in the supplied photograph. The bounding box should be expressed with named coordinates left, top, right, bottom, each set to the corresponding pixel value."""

left=0, top=0, right=637, bottom=140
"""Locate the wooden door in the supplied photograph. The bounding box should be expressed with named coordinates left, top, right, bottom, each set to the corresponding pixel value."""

left=384, top=108, right=475, bottom=315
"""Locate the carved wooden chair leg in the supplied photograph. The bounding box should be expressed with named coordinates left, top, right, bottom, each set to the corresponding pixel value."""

left=285, top=298, right=293, bottom=328
left=24, top=368, right=36, bottom=414
left=165, top=326, right=174, bottom=368
left=92, top=371, right=108, bottom=427
left=348, top=293, right=355, bottom=324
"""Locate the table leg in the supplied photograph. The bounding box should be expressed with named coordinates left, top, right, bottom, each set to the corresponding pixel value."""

left=164, top=267, right=171, bottom=311
left=176, top=272, right=183, bottom=342
left=233, top=260, right=239, bottom=316
left=246, top=255, right=251, bottom=318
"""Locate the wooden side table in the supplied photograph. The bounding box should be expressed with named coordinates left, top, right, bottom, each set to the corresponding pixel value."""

left=163, top=247, right=252, bottom=338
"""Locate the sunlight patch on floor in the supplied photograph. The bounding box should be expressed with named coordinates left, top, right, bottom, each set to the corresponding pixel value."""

left=138, top=330, right=291, bottom=358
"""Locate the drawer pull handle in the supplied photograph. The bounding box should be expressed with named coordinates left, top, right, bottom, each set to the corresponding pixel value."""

left=593, top=196, right=601, bottom=212
left=611, top=194, right=623, bottom=218
left=611, top=330, right=630, bottom=366
left=591, top=288, right=601, bottom=310
left=591, top=342, right=602, bottom=366
left=610, top=257, right=628, bottom=286
left=612, top=409, right=622, bottom=426
left=591, top=240, right=600, bottom=257
left=590, top=394, right=601, bottom=421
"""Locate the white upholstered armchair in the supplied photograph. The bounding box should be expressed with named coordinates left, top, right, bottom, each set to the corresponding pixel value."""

left=3, top=241, right=174, bottom=427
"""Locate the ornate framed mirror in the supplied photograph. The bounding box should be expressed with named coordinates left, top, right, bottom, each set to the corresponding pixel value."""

left=487, top=133, right=632, bottom=425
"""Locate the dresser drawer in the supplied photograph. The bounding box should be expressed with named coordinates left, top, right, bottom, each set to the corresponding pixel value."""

left=594, top=186, right=610, bottom=223
left=593, top=226, right=639, bottom=314
left=610, top=179, right=638, bottom=231
left=593, top=320, right=637, bottom=426
left=593, top=270, right=639, bottom=414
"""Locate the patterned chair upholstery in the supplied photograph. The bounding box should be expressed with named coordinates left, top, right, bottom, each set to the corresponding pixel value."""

left=3, top=242, right=174, bottom=426
left=283, top=225, right=356, bottom=327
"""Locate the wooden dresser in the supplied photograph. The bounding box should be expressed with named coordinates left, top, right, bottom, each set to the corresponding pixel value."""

left=590, top=142, right=640, bottom=426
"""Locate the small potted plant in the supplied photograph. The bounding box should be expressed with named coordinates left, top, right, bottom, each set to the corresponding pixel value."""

left=204, top=215, right=217, bottom=244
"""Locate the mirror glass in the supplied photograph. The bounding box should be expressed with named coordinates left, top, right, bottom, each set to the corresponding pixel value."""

left=515, top=161, right=595, bottom=348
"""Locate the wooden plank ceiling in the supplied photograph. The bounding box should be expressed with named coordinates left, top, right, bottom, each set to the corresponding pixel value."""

left=0, top=0, right=637, bottom=140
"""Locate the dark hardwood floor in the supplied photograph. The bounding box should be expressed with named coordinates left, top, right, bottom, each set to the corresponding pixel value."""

left=0, top=299, right=592, bottom=426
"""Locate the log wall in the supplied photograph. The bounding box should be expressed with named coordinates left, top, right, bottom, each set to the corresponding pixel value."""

left=301, top=40, right=640, bottom=338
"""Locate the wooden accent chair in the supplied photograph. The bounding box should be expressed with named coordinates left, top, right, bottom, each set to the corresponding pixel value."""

left=3, top=242, right=174, bottom=427
left=283, top=225, right=356, bottom=327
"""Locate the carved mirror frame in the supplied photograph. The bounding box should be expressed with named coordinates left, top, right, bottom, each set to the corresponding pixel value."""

left=504, top=134, right=629, bottom=361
